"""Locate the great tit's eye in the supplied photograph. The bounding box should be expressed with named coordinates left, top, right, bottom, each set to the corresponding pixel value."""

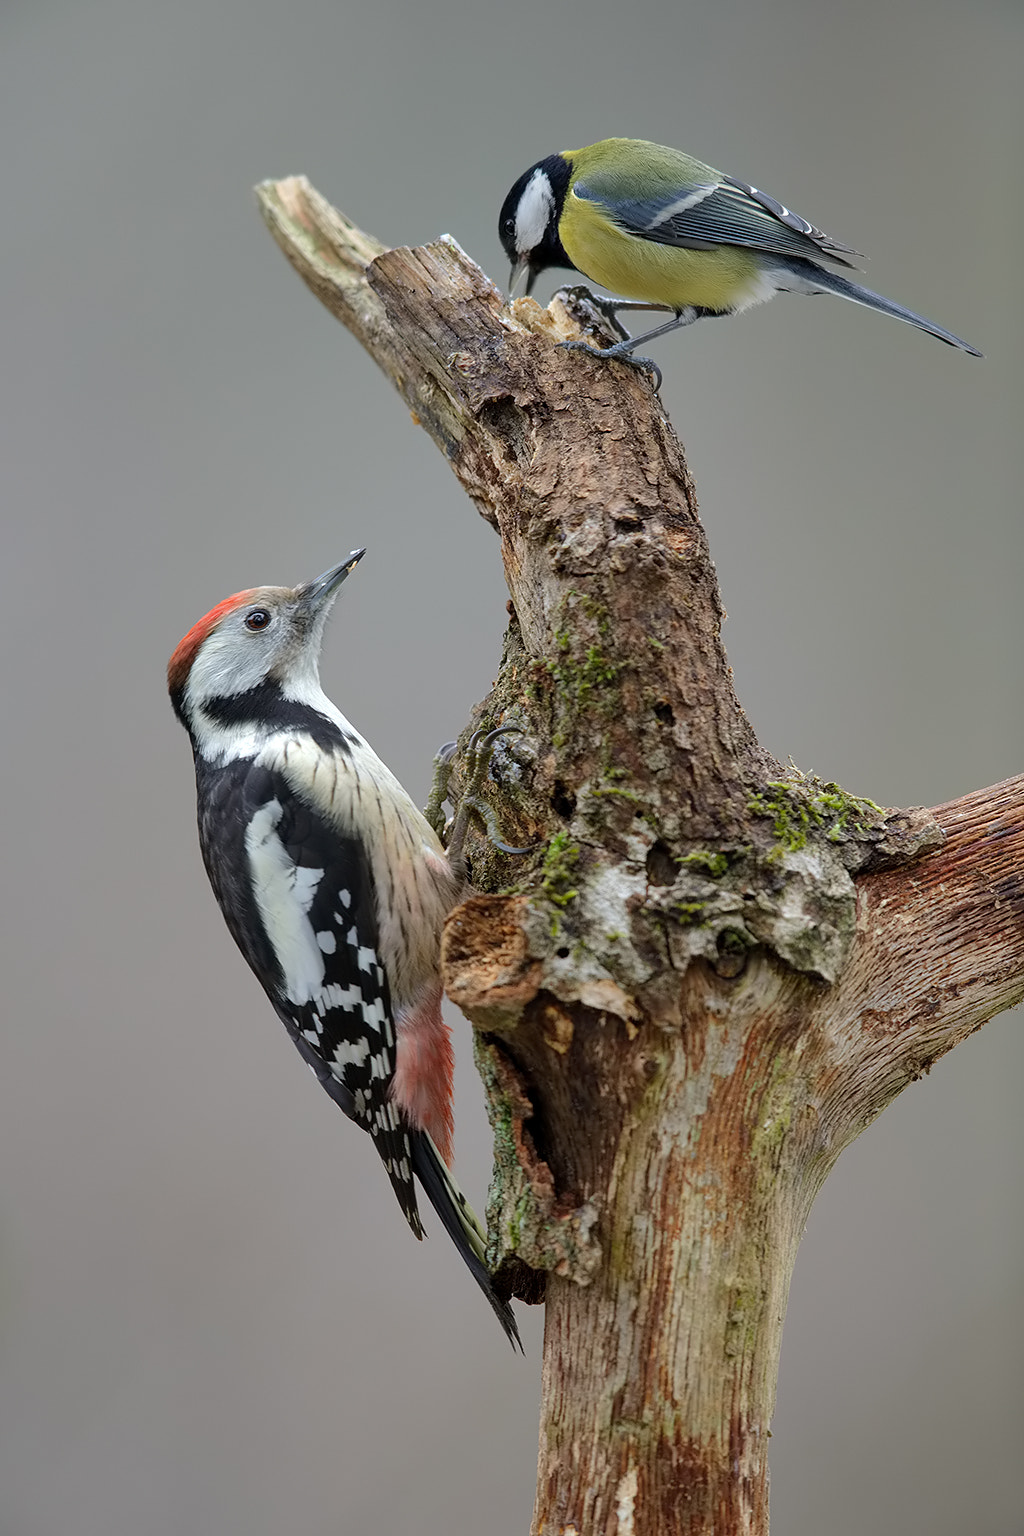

left=244, top=609, right=272, bottom=631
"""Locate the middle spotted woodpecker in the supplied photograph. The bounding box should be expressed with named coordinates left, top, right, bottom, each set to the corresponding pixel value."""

left=168, top=550, right=521, bottom=1348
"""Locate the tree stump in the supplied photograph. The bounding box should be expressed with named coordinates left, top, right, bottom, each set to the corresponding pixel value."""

left=257, top=176, right=1024, bottom=1536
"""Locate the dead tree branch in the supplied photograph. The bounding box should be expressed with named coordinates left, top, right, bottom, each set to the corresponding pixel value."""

left=257, top=175, right=1024, bottom=1536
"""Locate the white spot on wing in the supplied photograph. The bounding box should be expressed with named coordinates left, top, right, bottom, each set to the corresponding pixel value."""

left=245, top=800, right=326, bottom=1006
left=317, top=930, right=337, bottom=954
left=292, top=865, right=322, bottom=909
left=358, top=995, right=388, bottom=1033
left=644, top=182, right=719, bottom=230
left=331, top=1037, right=372, bottom=1072
left=318, top=981, right=366, bottom=1014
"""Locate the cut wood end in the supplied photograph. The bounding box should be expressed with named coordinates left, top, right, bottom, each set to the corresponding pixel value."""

left=443, top=894, right=544, bottom=1025
left=256, top=176, right=388, bottom=267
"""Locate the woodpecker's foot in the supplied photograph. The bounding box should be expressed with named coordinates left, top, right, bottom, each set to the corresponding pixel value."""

left=446, top=727, right=533, bottom=871
left=424, top=740, right=457, bottom=839
left=557, top=337, right=663, bottom=393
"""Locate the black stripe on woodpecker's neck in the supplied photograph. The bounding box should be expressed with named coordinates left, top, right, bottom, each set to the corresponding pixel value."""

left=200, top=682, right=356, bottom=753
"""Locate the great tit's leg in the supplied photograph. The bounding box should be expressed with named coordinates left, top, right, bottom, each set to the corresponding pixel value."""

left=580, top=296, right=675, bottom=338
left=601, top=310, right=700, bottom=353
left=562, top=306, right=699, bottom=356
left=595, top=299, right=675, bottom=318
left=559, top=307, right=713, bottom=391
left=559, top=334, right=669, bottom=391
left=445, top=727, right=533, bottom=874
left=605, top=354, right=663, bottom=392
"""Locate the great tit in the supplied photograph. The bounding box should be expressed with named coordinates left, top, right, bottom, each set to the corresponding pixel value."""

left=499, top=138, right=981, bottom=365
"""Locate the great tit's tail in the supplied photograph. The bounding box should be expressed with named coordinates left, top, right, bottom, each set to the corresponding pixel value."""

left=771, top=257, right=982, bottom=355
left=410, top=1128, right=523, bottom=1351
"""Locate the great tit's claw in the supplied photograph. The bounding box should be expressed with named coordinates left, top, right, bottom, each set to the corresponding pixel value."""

left=558, top=338, right=662, bottom=392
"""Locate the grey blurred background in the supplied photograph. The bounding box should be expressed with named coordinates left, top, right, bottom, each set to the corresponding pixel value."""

left=1, top=0, right=1020, bottom=1531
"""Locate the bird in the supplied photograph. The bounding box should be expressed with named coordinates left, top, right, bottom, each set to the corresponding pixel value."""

left=498, top=137, right=981, bottom=369
left=168, top=549, right=521, bottom=1349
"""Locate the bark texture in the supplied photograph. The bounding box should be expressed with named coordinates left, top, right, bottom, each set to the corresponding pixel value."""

left=257, top=176, right=1024, bottom=1536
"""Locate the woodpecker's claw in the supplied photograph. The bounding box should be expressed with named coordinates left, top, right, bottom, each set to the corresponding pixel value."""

left=424, top=741, right=458, bottom=838
left=444, top=727, right=534, bottom=870
left=461, top=798, right=534, bottom=857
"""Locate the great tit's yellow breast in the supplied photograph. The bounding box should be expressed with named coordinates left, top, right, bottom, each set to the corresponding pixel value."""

left=559, top=189, right=765, bottom=312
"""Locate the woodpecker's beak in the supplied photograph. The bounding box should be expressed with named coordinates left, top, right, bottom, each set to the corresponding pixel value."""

left=509, top=255, right=534, bottom=298
left=301, top=549, right=366, bottom=609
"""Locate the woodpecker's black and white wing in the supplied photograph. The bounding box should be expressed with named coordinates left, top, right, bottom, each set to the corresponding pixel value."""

left=195, top=753, right=423, bottom=1236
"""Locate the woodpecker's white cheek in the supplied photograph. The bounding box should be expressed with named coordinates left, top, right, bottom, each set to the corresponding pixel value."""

left=190, top=623, right=281, bottom=703
left=515, top=167, right=555, bottom=254
left=245, top=800, right=326, bottom=1006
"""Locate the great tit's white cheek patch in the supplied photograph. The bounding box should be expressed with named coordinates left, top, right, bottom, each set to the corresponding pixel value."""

left=515, top=167, right=555, bottom=254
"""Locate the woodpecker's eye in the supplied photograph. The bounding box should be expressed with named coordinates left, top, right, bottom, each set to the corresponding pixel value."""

left=244, top=609, right=272, bottom=631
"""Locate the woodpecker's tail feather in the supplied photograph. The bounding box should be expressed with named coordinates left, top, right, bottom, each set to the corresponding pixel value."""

left=772, top=257, right=982, bottom=355
left=410, top=1130, right=523, bottom=1351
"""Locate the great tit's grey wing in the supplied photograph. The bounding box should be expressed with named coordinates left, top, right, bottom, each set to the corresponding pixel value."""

left=574, top=172, right=860, bottom=268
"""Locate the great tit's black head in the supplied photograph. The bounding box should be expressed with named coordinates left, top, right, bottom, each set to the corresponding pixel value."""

left=499, top=154, right=574, bottom=294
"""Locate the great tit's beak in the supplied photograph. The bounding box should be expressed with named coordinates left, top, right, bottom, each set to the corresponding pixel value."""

left=300, top=549, right=366, bottom=610
left=509, top=255, right=533, bottom=298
